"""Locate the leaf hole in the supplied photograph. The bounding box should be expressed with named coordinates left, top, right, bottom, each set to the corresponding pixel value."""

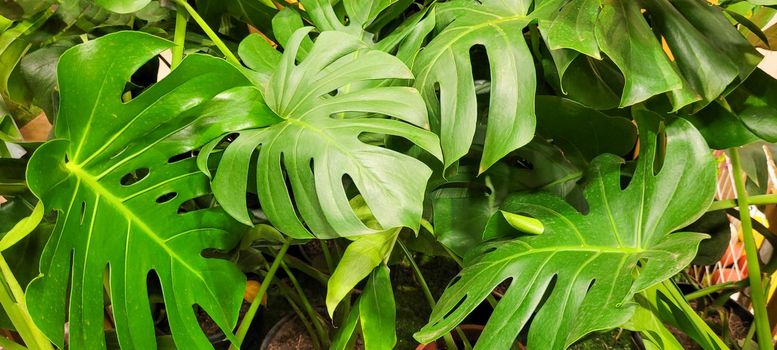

left=469, top=45, right=491, bottom=82
left=177, top=194, right=214, bottom=214
left=652, top=127, right=667, bottom=176
left=448, top=275, right=462, bottom=287
left=276, top=153, right=309, bottom=227
left=442, top=295, right=468, bottom=320
left=109, top=145, right=129, bottom=160
left=146, top=270, right=170, bottom=333
left=586, top=279, right=596, bottom=293
left=121, top=55, right=161, bottom=103
left=120, top=168, right=150, bottom=186
left=156, top=192, right=177, bottom=204
left=103, top=264, right=115, bottom=329
left=79, top=201, right=86, bottom=225
left=539, top=274, right=559, bottom=307
left=357, top=132, right=385, bottom=144
left=168, top=150, right=199, bottom=164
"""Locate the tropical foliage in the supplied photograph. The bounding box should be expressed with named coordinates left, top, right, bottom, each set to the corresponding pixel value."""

left=2, top=0, right=777, bottom=349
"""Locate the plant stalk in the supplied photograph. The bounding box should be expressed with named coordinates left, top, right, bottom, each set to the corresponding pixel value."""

left=231, top=240, right=292, bottom=349
left=684, top=281, right=744, bottom=301
left=280, top=261, right=330, bottom=348
left=276, top=280, right=323, bottom=350
left=729, top=148, right=772, bottom=350
left=320, top=240, right=336, bottom=274
left=0, top=254, right=52, bottom=350
left=173, top=0, right=240, bottom=66
left=398, top=241, right=463, bottom=350
left=281, top=254, right=329, bottom=285
left=171, top=4, right=187, bottom=69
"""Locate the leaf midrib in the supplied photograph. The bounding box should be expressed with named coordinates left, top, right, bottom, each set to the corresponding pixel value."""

left=64, top=161, right=208, bottom=282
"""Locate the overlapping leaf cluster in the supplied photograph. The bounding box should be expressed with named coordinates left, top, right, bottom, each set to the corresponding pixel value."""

left=3, top=0, right=777, bottom=349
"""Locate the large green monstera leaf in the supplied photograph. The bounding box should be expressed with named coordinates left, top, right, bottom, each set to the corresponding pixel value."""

left=414, top=0, right=539, bottom=172
left=542, top=0, right=760, bottom=109
left=204, top=28, right=442, bottom=239
left=25, top=32, right=259, bottom=349
left=415, top=110, right=717, bottom=349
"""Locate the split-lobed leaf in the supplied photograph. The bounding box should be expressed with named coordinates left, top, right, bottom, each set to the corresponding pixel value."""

left=416, top=110, right=717, bottom=349
left=25, top=32, right=258, bottom=349
left=414, top=0, right=536, bottom=172
left=204, top=28, right=442, bottom=239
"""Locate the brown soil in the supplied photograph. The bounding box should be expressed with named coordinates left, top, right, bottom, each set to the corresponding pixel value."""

left=197, top=301, right=250, bottom=341
left=266, top=316, right=316, bottom=350
left=264, top=316, right=365, bottom=350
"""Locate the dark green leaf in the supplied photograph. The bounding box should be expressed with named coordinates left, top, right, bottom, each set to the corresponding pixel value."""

left=359, top=264, right=396, bottom=350
left=595, top=0, right=681, bottom=106
left=25, top=32, right=253, bottom=349
left=416, top=110, right=716, bottom=349
left=535, top=96, right=636, bottom=160
left=727, top=69, right=777, bottom=142
left=683, top=211, right=731, bottom=266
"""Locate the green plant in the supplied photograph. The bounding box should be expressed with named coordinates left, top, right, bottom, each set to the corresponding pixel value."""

left=3, top=0, right=777, bottom=349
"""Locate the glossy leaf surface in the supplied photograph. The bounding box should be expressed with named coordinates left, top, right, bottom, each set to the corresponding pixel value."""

left=416, top=111, right=717, bottom=349
left=543, top=0, right=760, bottom=109
left=25, top=32, right=253, bottom=350
left=414, top=0, right=535, bottom=172
left=207, top=28, right=441, bottom=238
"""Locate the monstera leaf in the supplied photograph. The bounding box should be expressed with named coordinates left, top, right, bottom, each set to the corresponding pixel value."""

left=203, top=27, right=442, bottom=239
left=271, top=0, right=432, bottom=66
left=415, top=110, right=717, bottom=349
left=414, top=0, right=569, bottom=171
left=542, top=0, right=760, bottom=109
left=25, top=32, right=260, bottom=349
left=413, top=0, right=535, bottom=172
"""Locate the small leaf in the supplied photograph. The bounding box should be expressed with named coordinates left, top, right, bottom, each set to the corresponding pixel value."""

left=595, top=0, right=681, bottom=106
left=0, top=200, right=42, bottom=251
left=326, top=228, right=399, bottom=316
left=359, top=264, right=396, bottom=350
left=237, top=34, right=281, bottom=87
left=344, top=0, right=397, bottom=27
left=498, top=211, right=543, bottom=236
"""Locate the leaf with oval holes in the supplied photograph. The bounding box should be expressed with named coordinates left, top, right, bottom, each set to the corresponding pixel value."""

left=24, top=32, right=265, bottom=350
left=414, top=110, right=717, bottom=349
left=202, top=28, right=442, bottom=238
